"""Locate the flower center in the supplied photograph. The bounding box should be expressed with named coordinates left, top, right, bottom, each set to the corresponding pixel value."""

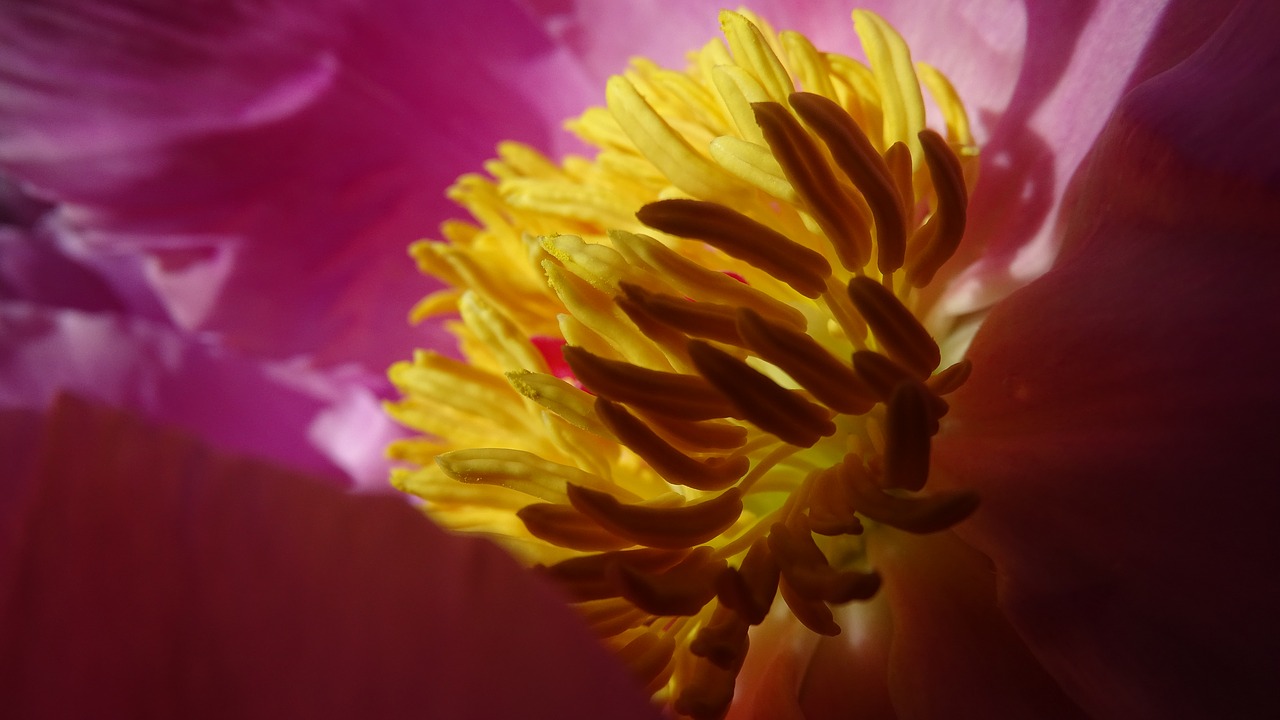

left=389, top=9, right=981, bottom=718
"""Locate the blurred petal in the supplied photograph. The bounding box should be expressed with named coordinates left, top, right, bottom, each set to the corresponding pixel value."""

left=0, top=396, right=661, bottom=719
left=0, top=0, right=603, bottom=371
left=936, top=0, right=1280, bottom=715
left=870, top=530, right=1084, bottom=719
left=0, top=302, right=405, bottom=487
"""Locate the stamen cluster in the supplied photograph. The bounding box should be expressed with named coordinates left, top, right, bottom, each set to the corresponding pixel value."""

left=388, top=9, right=981, bottom=718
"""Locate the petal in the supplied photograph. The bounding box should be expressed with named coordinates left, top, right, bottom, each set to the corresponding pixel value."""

left=869, top=529, right=1085, bottom=719
left=0, top=302, right=406, bottom=488
left=0, top=0, right=602, bottom=371
left=935, top=1, right=1280, bottom=715
left=0, top=396, right=661, bottom=719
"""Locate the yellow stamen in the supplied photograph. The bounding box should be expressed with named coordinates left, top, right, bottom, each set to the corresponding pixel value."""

left=389, top=9, right=984, bottom=717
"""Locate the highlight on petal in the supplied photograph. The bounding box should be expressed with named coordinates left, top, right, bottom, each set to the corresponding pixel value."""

left=935, top=1, right=1280, bottom=715
left=0, top=302, right=403, bottom=488
left=0, top=0, right=606, bottom=371
left=0, top=396, right=661, bottom=719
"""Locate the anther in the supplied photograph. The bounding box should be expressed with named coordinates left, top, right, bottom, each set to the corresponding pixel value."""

left=927, top=359, right=972, bottom=395
left=517, top=502, right=636, bottom=552
left=883, top=381, right=932, bottom=492
left=637, top=199, right=832, bottom=298
left=850, top=349, right=914, bottom=401
left=752, top=101, right=871, bottom=272
left=906, top=129, right=967, bottom=287
left=567, top=484, right=745, bottom=549
left=789, top=92, right=907, bottom=274
left=806, top=466, right=865, bottom=536
left=595, top=399, right=749, bottom=491
left=640, top=411, right=750, bottom=451
left=675, top=657, right=738, bottom=720
left=614, top=546, right=727, bottom=616
left=714, top=537, right=780, bottom=625
left=840, top=457, right=979, bottom=534
left=847, top=276, right=941, bottom=378
left=688, top=339, right=836, bottom=447
left=618, top=282, right=746, bottom=346
left=564, top=345, right=738, bottom=420
left=736, top=308, right=877, bottom=415
left=778, top=575, right=840, bottom=636
left=767, top=522, right=880, bottom=604
left=690, top=604, right=750, bottom=670
left=578, top=599, right=651, bottom=638
left=540, top=548, right=686, bottom=602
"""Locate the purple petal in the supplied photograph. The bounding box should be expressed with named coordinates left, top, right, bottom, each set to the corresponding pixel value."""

left=0, top=0, right=602, bottom=371
left=0, top=302, right=406, bottom=488
left=935, top=1, right=1280, bottom=714
left=0, top=396, right=661, bottom=718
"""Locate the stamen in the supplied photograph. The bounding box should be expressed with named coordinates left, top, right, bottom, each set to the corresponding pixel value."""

left=690, top=605, right=750, bottom=670
left=636, top=199, right=832, bottom=298
left=614, top=546, right=727, bottom=616
left=688, top=340, right=836, bottom=447
left=789, top=91, right=907, bottom=274
left=675, top=658, right=738, bottom=720
left=639, top=412, right=749, bottom=451
left=517, top=502, right=636, bottom=551
left=767, top=522, right=880, bottom=604
left=847, top=276, right=941, bottom=377
left=595, top=399, right=749, bottom=491
left=839, top=456, right=979, bottom=533
left=735, top=308, right=877, bottom=415
left=882, top=382, right=932, bottom=491
left=752, top=100, right=871, bottom=271
left=563, top=345, right=737, bottom=421
left=926, top=359, right=973, bottom=395
left=541, top=548, right=691, bottom=602
left=905, top=129, right=968, bottom=287
left=614, top=630, right=677, bottom=695
left=618, top=282, right=746, bottom=346
left=567, top=484, right=745, bottom=549
left=714, top=538, right=780, bottom=625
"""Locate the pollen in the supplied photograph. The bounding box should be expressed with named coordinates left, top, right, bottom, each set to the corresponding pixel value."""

left=388, top=8, right=981, bottom=719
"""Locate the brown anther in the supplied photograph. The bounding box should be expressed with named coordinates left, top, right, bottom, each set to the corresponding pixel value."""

left=613, top=546, right=727, bottom=616
left=846, top=276, right=941, bottom=378
left=563, top=345, right=737, bottom=421
left=840, top=456, right=980, bottom=534
left=596, top=399, right=748, bottom=490
left=517, top=502, right=635, bottom=552
left=637, top=199, right=832, bottom=298
left=615, top=630, right=677, bottom=695
left=674, top=658, right=738, bottom=720
left=788, top=92, right=907, bottom=274
left=715, top=537, right=779, bottom=625
left=767, top=522, right=879, bottom=604
left=688, top=339, right=836, bottom=447
left=736, top=308, right=877, bottom=415
left=906, top=130, right=968, bottom=287
left=640, top=411, right=749, bottom=451
left=807, top=466, right=865, bottom=536
left=883, top=381, right=932, bottom=492
left=884, top=141, right=914, bottom=220
left=927, top=359, right=972, bottom=395
left=690, top=604, right=750, bottom=671
left=567, top=484, right=745, bottom=549
left=619, top=282, right=747, bottom=347
left=778, top=575, right=840, bottom=636
left=540, top=548, right=689, bottom=602
left=752, top=101, right=871, bottom=272
left=851, top=349, right=914, bottom=401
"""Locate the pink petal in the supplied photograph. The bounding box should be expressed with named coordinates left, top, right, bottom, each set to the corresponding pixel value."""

left=0, top=302, right=405, bottom=488
left=935, top=1, right=1280, bottom=715
left=0, top=395, right=661, bottom=719
left=0, top=0, right=602, bottom=371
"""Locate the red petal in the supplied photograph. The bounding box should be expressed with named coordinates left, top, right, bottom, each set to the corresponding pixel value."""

left=0, top=396, right=660, bottom=719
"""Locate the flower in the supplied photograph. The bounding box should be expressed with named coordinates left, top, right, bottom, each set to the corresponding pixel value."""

left=389, top=2, right=1280, bottom=719
left=1, top=0, right=1278, bottom=719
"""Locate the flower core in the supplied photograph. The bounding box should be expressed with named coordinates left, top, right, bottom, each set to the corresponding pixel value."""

left=389, top=9, right=980, bottom=718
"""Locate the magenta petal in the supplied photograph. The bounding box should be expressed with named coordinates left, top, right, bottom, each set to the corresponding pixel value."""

left=0, top=302, right=406, bottom=487
left=0, top=0, right=603, bottom=370
left=935, top=1, right=1280, bottom=715
left=0, top=396, right=660, bottom=718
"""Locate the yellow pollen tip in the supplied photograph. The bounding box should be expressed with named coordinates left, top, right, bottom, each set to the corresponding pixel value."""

left=389, top=8, right=982, bottom=717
